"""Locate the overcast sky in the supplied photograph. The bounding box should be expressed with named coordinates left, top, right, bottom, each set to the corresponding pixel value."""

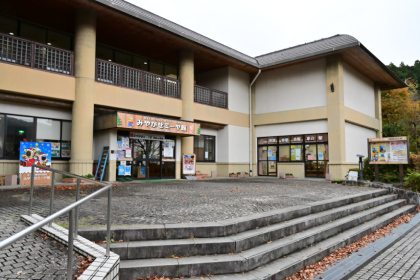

left=126, top=0, right=419, bottom=66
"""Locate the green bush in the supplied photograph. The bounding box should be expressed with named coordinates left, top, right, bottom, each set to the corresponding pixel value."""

left=286, top=173, right=293, bottom=176
left=236, top=172, right=241, bottom=175
left=245, top=172, right=249, bottom=174
left=229, top=172, right=235, bottom=175
left=62, top=174, right=72, bottom=179
left=404, top=169, right=420, bottom=192
left=83, top=174, right=95, bottom=178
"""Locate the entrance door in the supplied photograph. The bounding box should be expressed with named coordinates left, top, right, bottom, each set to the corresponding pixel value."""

left=147, top=140, right=161, bottom=179
left=304, top=143, right=328, bottom=178
left=257, top=137, right=278, bottom=176
left=132, top=139, right=147, bottom=179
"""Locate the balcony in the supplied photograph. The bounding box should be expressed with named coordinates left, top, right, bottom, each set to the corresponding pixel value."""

left=194, top=85, right=228, bottom=109
left=96, top=59, right=181, bottom=99
left=0, top=33, right=73, bottom=75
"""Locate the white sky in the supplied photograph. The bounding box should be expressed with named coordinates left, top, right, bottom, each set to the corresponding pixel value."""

left=125, top=0, right=419, bottom=66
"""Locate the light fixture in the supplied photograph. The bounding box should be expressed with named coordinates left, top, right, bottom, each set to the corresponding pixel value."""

left=108, top=59, right=112, bottom=61
left=9, top=32, right=14, bottom=35
left=47, top=43, right=51, bottom=45
left=18, top=130, right=25, bottom=134
left=144, top=62, right=148, bottom=64
left=330, top=83, right=334, bottom=92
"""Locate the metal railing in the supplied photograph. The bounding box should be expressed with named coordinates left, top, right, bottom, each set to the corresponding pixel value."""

left=96, top=59, right=181, bottom=98
left=0, top=164, right=112, bottom=280
left=0, top=32, right=74, bottom=75
left=194, top=85, right=228, bottom=109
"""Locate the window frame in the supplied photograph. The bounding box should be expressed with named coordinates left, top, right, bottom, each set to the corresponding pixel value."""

left=0, top=113, right=72, bottom=160
left=194, top=134, right=216, bottom=162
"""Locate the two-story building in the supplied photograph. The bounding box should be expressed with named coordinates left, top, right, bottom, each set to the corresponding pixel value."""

left=0, top=0, right=406, bottom=182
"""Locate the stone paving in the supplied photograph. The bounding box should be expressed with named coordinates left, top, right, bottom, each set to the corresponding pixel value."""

left=0, top=204, right=81, bottom=279
left=350, top=222, right=420, bottom=280
left=1, top=178, right=373, bottom=227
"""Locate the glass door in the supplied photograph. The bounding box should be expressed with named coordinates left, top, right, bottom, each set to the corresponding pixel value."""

left=147, top=140, right=161, bottom=179
left=132, top=139, right=147, bottom=179
left=304, top=142, right=328, bottom=178
left=257, top=137, right=278, bottom=176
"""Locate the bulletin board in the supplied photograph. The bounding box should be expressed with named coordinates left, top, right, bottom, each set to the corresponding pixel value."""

left=368, top=136, right=409, bottom=164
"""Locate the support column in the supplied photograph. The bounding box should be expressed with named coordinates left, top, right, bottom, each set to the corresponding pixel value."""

left=179, top=49, right=194, bottom=161
left=374, top=83, right=383, bottom=137
left=326, top=55, right=347, bottom=179
left=251, top=84, right=258, bottom=177
left=70, top=9, right=96, bottom=175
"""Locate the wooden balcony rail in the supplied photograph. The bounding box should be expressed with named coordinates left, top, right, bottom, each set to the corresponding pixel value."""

left=194, top=85, right=228, bottom=109
left=96, top=59, right=181, bottom=99
left=0, top=33, right=73, bottom=75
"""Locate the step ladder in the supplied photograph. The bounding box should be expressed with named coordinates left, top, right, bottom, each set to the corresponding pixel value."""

left=95, top=146, right=109, bottom=181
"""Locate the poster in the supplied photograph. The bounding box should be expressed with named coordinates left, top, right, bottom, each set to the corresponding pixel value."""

left=125, top=148, right=132, bottom=158
left=371, top=143, right=386, bottom=162
left=116, top=150, right=125, bottom=160
left=164, top=147, right=173, bottom=157
left=140, top=167, right=146, bottom=176
left=125, top=165, right=131, bottom=176
left=183, top=154, right=196, bottom=175
left=122, top=137, right=130, bottom=149
left=19, top=142, right=52, bottom=185
left=319, top=153, right=324, bottom=160
left=295, top=147, right=301, bottom=161
left=291, top=145, right=296, bottom=161
left=391, top=141, right=407, bottom=162
left=117, top=141, right=123, bottom=150
left=51, top=142, right=60, bottom=157
left=308, top=155, right=315, bottom=160
left=61, top=143, right=71, bottom=158
left=120, top=161, right=126, bottom=166
left=205, top=151, right=208, bottom=159
left=118, top=165, right=125, bottom=176
left=268, top=150, right=272, bottom=157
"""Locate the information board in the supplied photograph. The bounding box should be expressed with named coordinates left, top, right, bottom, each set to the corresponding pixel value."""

left=182, top=154, right=196, bottom=175
left=368, top=136, right=409, bottom=164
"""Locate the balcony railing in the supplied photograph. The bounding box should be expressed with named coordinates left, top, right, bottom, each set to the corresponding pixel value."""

left=194, top=85, right=228, bottom=109
left=96, top=59, right=181, bottom=99
left=0, top=33, right=73, bottom=75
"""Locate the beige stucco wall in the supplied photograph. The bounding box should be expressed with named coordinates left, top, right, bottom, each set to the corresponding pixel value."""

left=196, top=162, right=217, bottom=176
left=193, top=103, right=249, bottom=127
left=345, top=122, right=376, bottom=163
left=277, top=163, right=305, bottom=178
left=343, top=62, right=375, bottom=118
left=255, top=59, right=327, bottom=114
left=0, top=63, right=75, bottom=101
left=0, top=101, right=72, bottom=120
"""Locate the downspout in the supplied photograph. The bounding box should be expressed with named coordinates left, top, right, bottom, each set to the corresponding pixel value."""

left=249, top=69, right=261, bottom=177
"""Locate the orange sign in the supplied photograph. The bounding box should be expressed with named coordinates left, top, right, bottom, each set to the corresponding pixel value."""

left=21, top=172, right=52, bottom=185
left=117, top=112, right=201, bottom=136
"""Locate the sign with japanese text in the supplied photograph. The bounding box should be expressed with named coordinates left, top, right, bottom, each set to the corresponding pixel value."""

left=117, top=112, right=201, bottom=136
left=182, top=154, right=196, bottom=175
left=368, top=136, right=409, bottom=164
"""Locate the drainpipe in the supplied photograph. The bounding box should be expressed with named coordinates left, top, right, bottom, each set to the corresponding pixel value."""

left=249, top=69, right=261, bottom=177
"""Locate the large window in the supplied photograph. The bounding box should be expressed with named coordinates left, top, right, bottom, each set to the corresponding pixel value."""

left=0, top=114, right=71, bottom=160
left=1, top=15, right=73, bottom=50
left=257, top=133, right=328, bottom=177
left=96, top=43, right=179, bottom=79
left=194, top=135, right=215, bottom=162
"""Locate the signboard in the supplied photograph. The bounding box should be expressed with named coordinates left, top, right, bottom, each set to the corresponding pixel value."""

left=125, top=165, right=131, bottom=176
left=19, top=142, right=52, bottom=185
left=130, top=133, right=165, bottom=141
left=368, top=136, right=409, bottom=164
left=118, top=165, right=125, bottom=176
left=182, top=154, right=196, bottom=175
left=117, top=112, right=201, bottom=135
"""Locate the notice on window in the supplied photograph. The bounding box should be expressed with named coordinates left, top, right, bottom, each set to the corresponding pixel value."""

left=122, top=137, right=129, bottom=149
left=391, top=141, right=407, bottom=162
left=268, top=150, right=272, bottom=157
left=51, top=142, right=60, bottom=157
left=164, top=147, right=173, bottom=157
left=120, top=161, right=126, bottom=166
left=125, top=148, right=132, bottom=158
left=205, top=151, right=208, bottom=159
left=117, top=141, right=123, bottom=150
left=61, top=143, right=71, bottom=158
left=308, top=155, right=315, bottom=160
left=319, top=153, right=324, bottom=160
left=295, top=147, right=301, bottom=161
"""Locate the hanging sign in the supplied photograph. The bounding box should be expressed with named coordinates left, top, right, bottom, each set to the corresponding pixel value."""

left=182, top=154, right=196, bottom=175
left=19, top=142, right=52, bottom=185
left=368, top=137, right=409, bottom=164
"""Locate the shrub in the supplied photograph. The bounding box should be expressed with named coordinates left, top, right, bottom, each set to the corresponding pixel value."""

left=62, top=174, right=72, bottom=179
left=404, top=169, right=420, bottom=192
left=83, top=174, right=95, bottom=178
left=286, top=173, right=293, bottom=176
left=229, top=172, right=234, bottom=175
left=236, top=172, right=241, bottom=175
left=245, top=172, right=249, bottom=174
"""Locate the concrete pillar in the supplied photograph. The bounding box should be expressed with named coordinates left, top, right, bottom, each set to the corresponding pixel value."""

left=179, top=49, right=194, bottom=159
left=374, top=83, right=382, bottom=137
left=326, top=55, right=346, bottom=179
left=70, top=9, right=96, bottom=175
left=251, top=84, right=258, bottom=177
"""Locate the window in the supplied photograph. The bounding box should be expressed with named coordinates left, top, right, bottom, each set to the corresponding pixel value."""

left=47, top=30, right=72, bottom=50
left=194, top=135, right=215, bottom=162
left=96, top=44, right=114, bottom=61
left=149, top=61, right=164, bottom=75
left=5, top=115, right=35, bottom=159
left=0, top=115, right=71, bottom=159
left=20, top=22, right=47, bottom=44
left=0, top=114, right=4, bottom=157
left=115, top=50, right=132, bottom=67
left=133, top=56, right=148, bottom=71
left=0, top=15, right=18, bottom=35
left=164, top=66, right=178, bottom=79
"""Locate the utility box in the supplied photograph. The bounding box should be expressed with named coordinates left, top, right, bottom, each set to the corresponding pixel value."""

left=348, top=171, right=358, bottom=181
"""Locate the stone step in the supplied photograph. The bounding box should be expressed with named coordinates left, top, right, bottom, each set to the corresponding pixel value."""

left=208, top=204, right=416, bottom=280
left=119, top=199, right=407, bottom=279
left=80, top=189, right=388, bottom=242
left=104, top=194, right=398, bottom=259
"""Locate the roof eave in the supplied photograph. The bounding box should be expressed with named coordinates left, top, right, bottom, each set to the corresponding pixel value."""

left=92, top=0, right=260, bottom=68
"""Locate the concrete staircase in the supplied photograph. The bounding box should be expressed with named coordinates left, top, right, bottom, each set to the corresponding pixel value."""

left=81, top=189, right=416, bottom=279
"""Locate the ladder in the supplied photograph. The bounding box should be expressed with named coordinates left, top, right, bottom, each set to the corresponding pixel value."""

left=95, top=146, right=109, bottom=181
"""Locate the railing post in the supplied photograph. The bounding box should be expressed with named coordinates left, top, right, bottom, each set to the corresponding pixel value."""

left=74, top=178, right=81, bottom=239
left=48, top=172, right=55, bottom=227
left=29, top=165, right=35, bottom=215
left=161, top=76, right=165, bottom=95
left=106, top=187, right=112, bottom=257
left=67, top=209, right=75, bottom=280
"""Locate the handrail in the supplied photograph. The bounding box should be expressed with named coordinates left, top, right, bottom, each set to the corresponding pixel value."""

left=0, top=164, right=112, bottom=280
left=194, top=84, right=228, bottom=109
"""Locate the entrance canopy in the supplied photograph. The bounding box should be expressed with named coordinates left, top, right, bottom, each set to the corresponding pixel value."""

left=94, top=111, right=201, bottom=136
